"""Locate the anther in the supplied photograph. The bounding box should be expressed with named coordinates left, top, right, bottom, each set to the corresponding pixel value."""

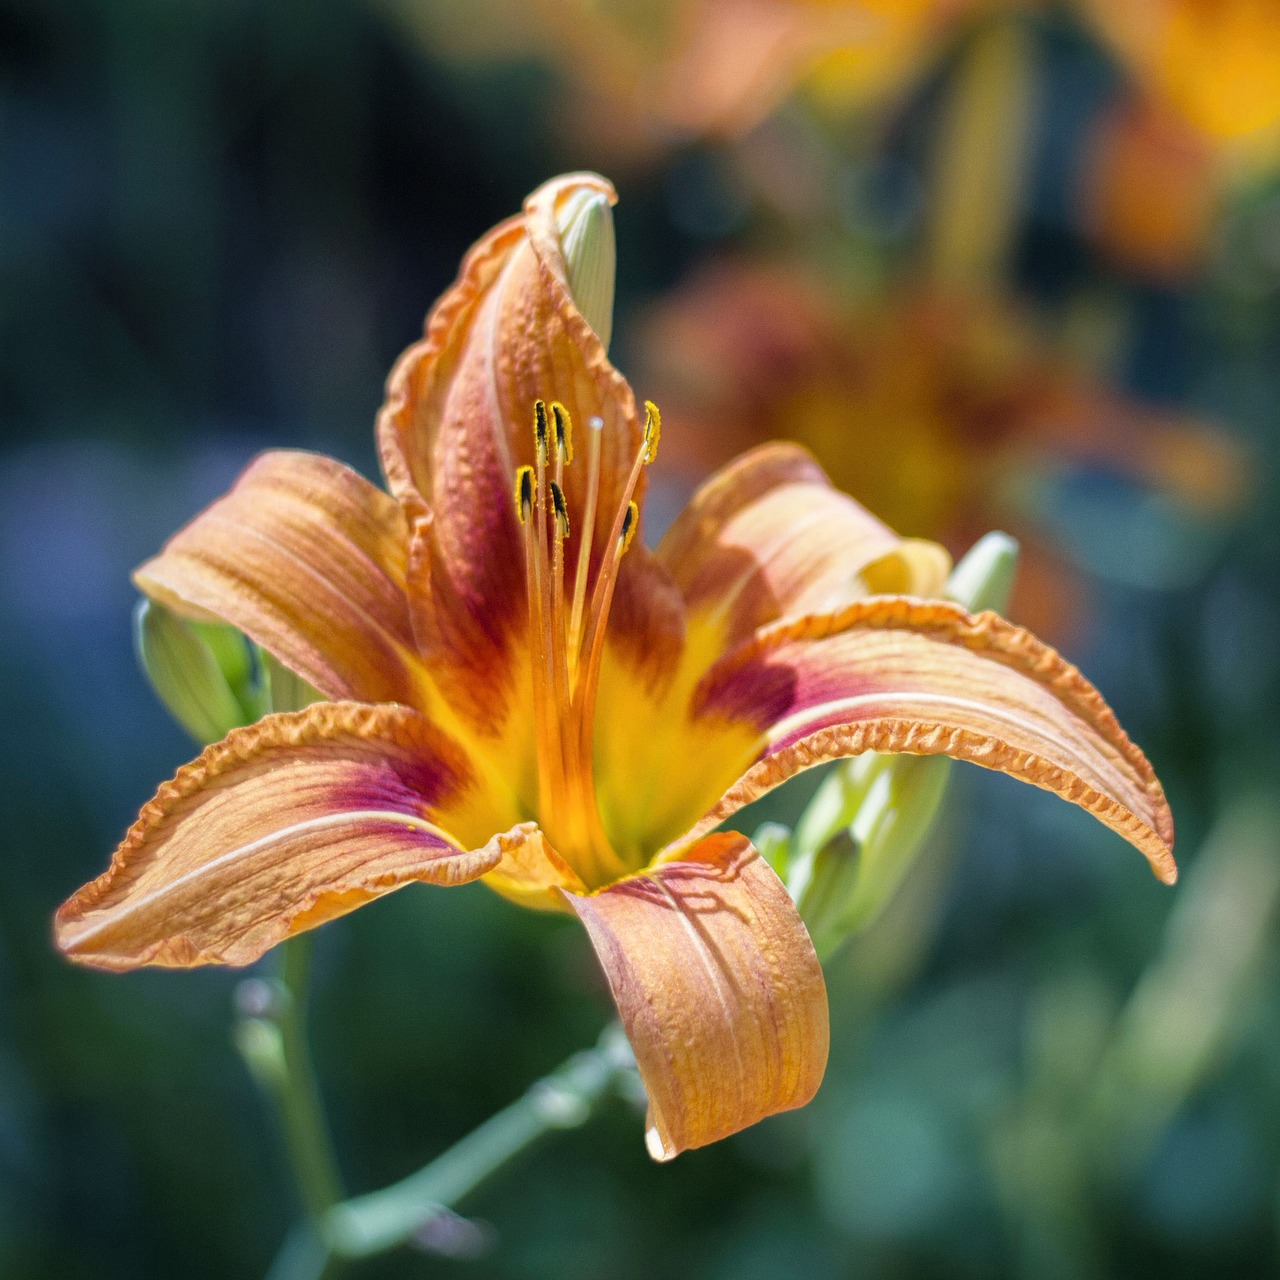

left=642, top=400, right=661, bottom=464
left=619, top=500, right=639, bottom=553
left=549, top=480, right=570, bottom=538
left=515, top=465, right=536, bottom=524
left=534, top=400, right=549, bottom=463
left=551, top=402, right=573, bottom=465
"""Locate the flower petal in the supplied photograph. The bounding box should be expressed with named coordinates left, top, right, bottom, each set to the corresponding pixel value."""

left=55, top=702, right=526, bottom=970
left=657, top=443, right=950, bottom=649
left=376, top=173, right=680, bottom=729
left=684, top=598, right=1176, bottom=883
left=565, top=832, right=829, bottom=1160
left=134, top=451, right=425, bottom=708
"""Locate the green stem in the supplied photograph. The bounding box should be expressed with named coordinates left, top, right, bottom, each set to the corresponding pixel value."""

left=324, top=1024, right=635, bottom=1259
left=236, top=935, right=344, bottom=1227
left=276, top=935, right=345, bottom=1218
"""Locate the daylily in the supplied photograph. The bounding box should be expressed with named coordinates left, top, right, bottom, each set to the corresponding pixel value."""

left=56, top=174, right=1175, bottom=1161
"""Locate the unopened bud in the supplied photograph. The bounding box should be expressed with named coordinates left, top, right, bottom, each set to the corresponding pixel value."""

left=555, top=188, right=616, bottom=351
left=789, top=530, right=1021, bottom=956
left=752, top=822, right=792, bottom=880
left=261, top=648, right=324, bottom=714
left=135, top=599, right=259, bottom=745
left=945, top=530, right=1020, bottom=614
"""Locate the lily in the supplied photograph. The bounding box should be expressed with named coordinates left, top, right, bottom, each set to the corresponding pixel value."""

left=55, top=173, right=1174, bottom=1161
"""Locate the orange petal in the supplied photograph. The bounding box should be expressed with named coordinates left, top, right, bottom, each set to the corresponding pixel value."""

left=134, top=451, right=426, bottom=708
left=376, top=173, right=680, bottom=729
left=658, top=443, right=950, bottom=648
left=566, top=833, right=829, bottom=1160
left=55, top=702, right=524, bottom=970
left=481, top=827, right=587, bottom=913
left=685, top=598, right=1176, bottom=883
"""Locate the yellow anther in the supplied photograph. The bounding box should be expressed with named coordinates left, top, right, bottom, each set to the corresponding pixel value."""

left=619, top=500, right=639, bottom=553
left=549, top=480, right=570, bottom=538
left=642, top=400, right=661, bottom=464
left=533, top=399, right=549, bottom=463
left=514, top=465, right=536, bottom=524
left=551, top=402, right=573, bottom=465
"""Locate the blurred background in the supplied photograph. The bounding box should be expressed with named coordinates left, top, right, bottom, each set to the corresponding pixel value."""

left=4, top=0, right=1280, bottom=1276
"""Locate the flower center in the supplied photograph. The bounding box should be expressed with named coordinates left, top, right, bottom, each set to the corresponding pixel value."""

left=514, top=398, right=659, bottom=886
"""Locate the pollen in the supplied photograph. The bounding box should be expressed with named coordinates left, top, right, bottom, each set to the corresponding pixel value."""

left=642, top=400, right=661, bottom=464
left=549, top=479, right=570, bottom=538
left=515, top=465, right=536, bottom=523
left=620, top=500, right=639, bottom=553
left=551, top=402, right=573, bottom=465
left=534, top=399, right=549, bottom=463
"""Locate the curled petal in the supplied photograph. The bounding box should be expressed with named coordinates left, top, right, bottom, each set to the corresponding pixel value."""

left=377, top=173, right=680, bottom=728
left=685, top=598, right=1175, bottom=883
left=134, top=451, right=425, bottom=708
left=482, top=828, right=587, bottom=913
left=55, top=703, right=523, bottom=970
left=566, top=833, right=829, bottom=1160
left=657, top=443, right=950, bottom=649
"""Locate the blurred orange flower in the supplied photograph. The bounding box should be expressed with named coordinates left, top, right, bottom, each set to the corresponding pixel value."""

left=637, top=261, right=1245, bottom=636
left=1079, top=94, right=1222, bottom=281
left=372, top=0, right=995, bottom=156
left=1076, top=0, right=1280, bottom=146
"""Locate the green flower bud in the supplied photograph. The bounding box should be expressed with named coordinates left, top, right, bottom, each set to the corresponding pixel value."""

left=751, top=822, right=792, bottom=881
left=789, top=531, right=1022, bottom=957
left=555, top=187, right=616, bottom=352
left=135, top=599, right=263, bottom=744
left=260, top=648, right=325, bottom=714
left=944, top=530, right=1019, bottom=614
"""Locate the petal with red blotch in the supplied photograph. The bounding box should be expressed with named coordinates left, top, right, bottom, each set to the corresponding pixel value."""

left=566, top=833, right=829, bottom=1160
left=134, top=451, right=426, bottom=708
left=683, top=598, right=1176, bottom=883
left=376, top=173, right=680, bottom=729
left=657, top=443, right=950, bottom=650
left=55, top=702, right=526, bottom=970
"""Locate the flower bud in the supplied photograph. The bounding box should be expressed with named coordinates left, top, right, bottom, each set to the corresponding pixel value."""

left=260, top=648, right=324, bottom=714
left=751, top=822, right=792, bottom=880
left=944, top=530, right=1019, bottom=614
left=788, top=532, right=1021, bottom=956
left=555, top=187, right=616, bottom=351
left=135, top=599, right=262, bottom=745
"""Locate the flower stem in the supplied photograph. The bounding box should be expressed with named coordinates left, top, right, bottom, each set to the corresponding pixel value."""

left=323, top=1023, right=636, bottom=1260
left=235, top=935, right=344, bottom=1228
left=276, top=935, right=345, bottom=1218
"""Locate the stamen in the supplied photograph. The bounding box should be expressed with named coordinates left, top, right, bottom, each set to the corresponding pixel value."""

left=520, top=469, right=563, bottom=823
left=549, top=480, right=570, bottom=538
left=551, top=402, right=573, bottom=465
left=642, top=400, right=661, bottom=463
left=619, top=501, right=639, bottom=553
left=567, top=415, right=604, bottom=667
left=514, top=465, right=535, bottom=524
left=572, top=400, right=661, bottom=812
left=517, top=398, right=654, bottom=890
left=533, top=399, right=549, bottom=464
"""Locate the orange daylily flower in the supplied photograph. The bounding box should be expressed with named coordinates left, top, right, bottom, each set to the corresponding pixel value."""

left=55, top=174, right=1174, bottom=1160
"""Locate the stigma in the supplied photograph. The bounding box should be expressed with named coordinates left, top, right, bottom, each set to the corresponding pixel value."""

left=513, top=398, right=659, bottom=883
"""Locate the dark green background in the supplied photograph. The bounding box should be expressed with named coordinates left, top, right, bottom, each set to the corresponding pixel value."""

left=4, top=2, right=1279, bottom=1277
